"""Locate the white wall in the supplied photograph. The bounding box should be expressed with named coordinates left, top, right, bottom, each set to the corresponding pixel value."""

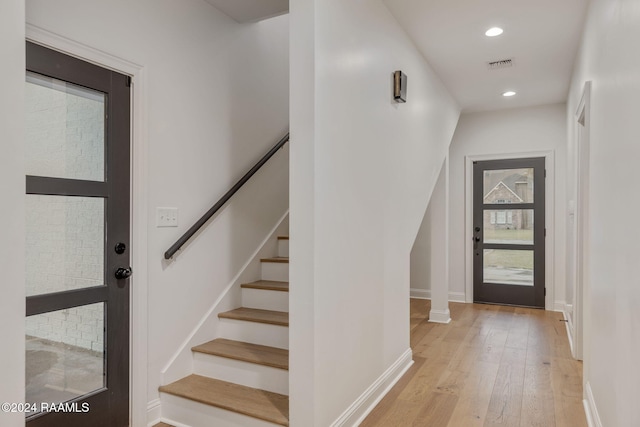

left=446, top=104, right=567, bottom=306
left=26, top=0, right=290, bottom=418
left=567, top=0, right=640, bottom=425
left=290, top=0, right=460, bottom=424
left=411, top=158, right=458, bottom=303
left=0, top=1, right=25, bottom=426
left=410, top=190, right=433, bottom=298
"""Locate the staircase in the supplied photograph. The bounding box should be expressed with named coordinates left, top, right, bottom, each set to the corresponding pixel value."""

left=159, top=236, right=290, bottom=427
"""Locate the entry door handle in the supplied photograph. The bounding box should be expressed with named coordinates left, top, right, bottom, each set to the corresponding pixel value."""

left=115, top=267, right=133, bottom=280
left=473, top=226, right=481, bottom=249
left=473, top=237, right=480, bottom=250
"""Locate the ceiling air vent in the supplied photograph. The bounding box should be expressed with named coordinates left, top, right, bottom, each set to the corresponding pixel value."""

left=487, top=58, right=514, bottom=70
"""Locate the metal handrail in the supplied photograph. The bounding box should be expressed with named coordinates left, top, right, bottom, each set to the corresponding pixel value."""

left=164, top=132, right=290, bottom=259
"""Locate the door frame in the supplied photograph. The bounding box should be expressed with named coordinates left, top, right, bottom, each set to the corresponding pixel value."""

left=570, top=81, right=591, bottom=360
left=26, top=24, right=150, bottom=426
left=465, top=150, right=556, bottom=309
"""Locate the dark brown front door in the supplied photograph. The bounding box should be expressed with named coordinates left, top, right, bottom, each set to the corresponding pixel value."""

left=25, top=41, right=131, bottom=427
left=473, top=157, right=545, bottom=308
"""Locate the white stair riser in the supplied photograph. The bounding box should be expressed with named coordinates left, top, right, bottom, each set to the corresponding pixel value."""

left=161, top=393, right=282, bottom=427
left=261, top=262, right=288, bottom=282
left=242, top=288, right=289, bottom=312
left=218, top=319, right=288, bottom=349
left=277, top=240, right=289, bottom=257
left=193, top=353, right=288, bottom=395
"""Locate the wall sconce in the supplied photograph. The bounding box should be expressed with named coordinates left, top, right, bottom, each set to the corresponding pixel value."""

left=393, top=70, right=407, bottom=103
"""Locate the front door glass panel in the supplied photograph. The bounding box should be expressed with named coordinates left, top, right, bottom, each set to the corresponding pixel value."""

left=483, top=209, right=534, bottom=244
left=26, top=302, right=105, bottom=412
left=483, top=249, right=534, bottom=286
left=26, top=195, right=105, bottom=297
left=483, top=168, right=534, bottom=204
left=25, top=72, right=105, bottom=182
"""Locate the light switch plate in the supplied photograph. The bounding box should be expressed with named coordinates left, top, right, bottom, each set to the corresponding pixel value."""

left=156, top=207, right=178, bottom=227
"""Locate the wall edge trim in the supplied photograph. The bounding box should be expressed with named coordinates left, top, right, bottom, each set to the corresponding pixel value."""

left=583, top=381, right=603, bottom=427
left=330, top=348, right=414, bottom=427
left=561, top=307, right=576, bottom=357
left=410, top=288, right=466, bottom=303
left=146, top=399, right=161, bottom=427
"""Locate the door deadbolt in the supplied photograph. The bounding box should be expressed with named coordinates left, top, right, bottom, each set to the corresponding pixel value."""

left=115, top=267, right=133, bottom=280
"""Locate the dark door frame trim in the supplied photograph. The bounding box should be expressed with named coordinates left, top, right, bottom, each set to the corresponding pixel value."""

left=464, top=151, right=556, bottom=309
left=473, top=157, right=545, bottom=308
left=25, top=27, right=149, bottom=426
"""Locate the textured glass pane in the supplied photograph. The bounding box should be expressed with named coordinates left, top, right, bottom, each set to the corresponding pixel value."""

left=25, top=72, right=105, bottom=181
left=484, top=210, right=534, bottom=244
left=484, top=249, right=534, bottom=286
left=26, top=303, right=105, bottom=413
left=484, top=168, right=534, bottom=204
left=26, top=195, right=104, bottom=296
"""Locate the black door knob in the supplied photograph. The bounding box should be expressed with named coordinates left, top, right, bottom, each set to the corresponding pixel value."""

left=115, top=267, right=133, bottom=280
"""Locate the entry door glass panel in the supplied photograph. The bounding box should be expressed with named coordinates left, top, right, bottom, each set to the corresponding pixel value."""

left=25, top=72, right=105, bottom=182
left=483, top=249, right=534, bottom=286
left=26, top=303, right=105, bottom=411
left=483, top=168, right=534, bottom=203
left=26, top=195, right=105, bottom=296
left=483, top=209, right=534, bottom=244
left=474, top=158, right=545, bottom=308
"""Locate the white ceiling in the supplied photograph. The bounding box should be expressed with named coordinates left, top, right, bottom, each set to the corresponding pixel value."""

left=383, top=0, right=589, bottom=112
left=205, top=0, right=588, bottom=112
left=204, top=0, right=288, bottom=23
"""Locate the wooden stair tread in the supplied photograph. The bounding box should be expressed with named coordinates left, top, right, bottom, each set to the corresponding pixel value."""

left=192, top=338, right=288, bottom=370
left=219, top=307, right=289, bottom=326
left=241, top=280, right=289, bottom=292
left=159, top=375, right=289, bottom=426
left=152, top=423, right=174, bottom=427
left=277, top=236, right=289, bottom=240
left=260, top=257, right=289, bottom=263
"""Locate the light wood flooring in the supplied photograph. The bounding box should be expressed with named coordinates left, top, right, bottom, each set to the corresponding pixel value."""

left=361, top=300, right=587, bottom=427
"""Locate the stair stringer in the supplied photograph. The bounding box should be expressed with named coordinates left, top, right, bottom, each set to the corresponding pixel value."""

left=158, top=211, right=289, bottom=394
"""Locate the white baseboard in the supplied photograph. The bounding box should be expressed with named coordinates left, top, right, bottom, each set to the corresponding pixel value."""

left=410, top=289, right=466, bottom=303
left=448, top=292, right=466, bottom=303
left=146, top=399, right=161, bottom=427
left=562, top=310, right=575, bottom=357
left=148, top=415, right=192, bottom=427
left=330, top=348, right=414, bottom=427
left=583, top=381, right=603, bottom=427
left=429, top=309, right=451, bottom=324
left=410, top=288, right=430, bottom=299
left=553, top=300, right=567, bottom=312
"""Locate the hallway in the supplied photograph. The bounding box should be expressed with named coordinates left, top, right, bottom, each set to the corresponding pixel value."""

left=362, top=300, right=586, bottom=426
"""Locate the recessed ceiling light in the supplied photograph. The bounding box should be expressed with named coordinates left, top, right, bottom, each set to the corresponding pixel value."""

left=502, top=91, right=516, bottom=97
left=485, top=27, right=504, bottom=37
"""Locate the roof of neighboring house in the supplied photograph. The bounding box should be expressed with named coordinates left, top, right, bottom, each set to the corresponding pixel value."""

left=483, top=171, right=534, bottom=202
left=484, top=181, right=523, bottom=203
